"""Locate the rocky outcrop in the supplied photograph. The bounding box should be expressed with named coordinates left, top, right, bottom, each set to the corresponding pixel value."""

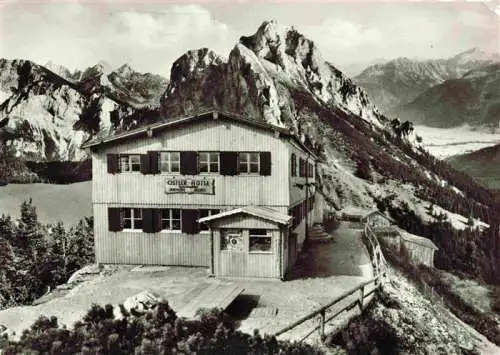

left=161, top=21, right=385, bottom=132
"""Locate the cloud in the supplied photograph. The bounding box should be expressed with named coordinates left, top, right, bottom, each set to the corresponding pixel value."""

left=0, top=2, right=232, bottom=75
left=303, top=18, right=382, bottom=49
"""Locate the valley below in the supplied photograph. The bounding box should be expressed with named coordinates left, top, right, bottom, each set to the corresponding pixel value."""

left=414, top=125, right=500, bottom=159
left=0, top=181, right=91, bottom=225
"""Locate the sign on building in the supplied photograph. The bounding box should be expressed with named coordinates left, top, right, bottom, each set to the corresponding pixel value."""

left=165, top=176, right=215, bottom=195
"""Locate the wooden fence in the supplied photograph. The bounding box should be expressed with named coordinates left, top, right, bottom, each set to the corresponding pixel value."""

left=273, top=275, right=384, bottom=341
left=273, top=212, right=389, bottom=342
left=362, top=213, right=389, bottom=280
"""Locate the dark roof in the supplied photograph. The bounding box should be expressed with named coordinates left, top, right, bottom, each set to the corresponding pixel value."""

left=81, top=109, right=317, bottom=158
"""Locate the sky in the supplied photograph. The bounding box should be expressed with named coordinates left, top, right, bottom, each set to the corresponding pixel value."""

left=0, top=0, right=498, bottom=77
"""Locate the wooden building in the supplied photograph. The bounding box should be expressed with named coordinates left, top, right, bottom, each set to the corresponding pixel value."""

left=81, top=110, right=319, bottom=279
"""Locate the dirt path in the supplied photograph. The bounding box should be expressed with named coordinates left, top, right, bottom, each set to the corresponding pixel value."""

left=289, top=223, right=372, bottom=279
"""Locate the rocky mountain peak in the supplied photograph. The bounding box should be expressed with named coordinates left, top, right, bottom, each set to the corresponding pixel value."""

left=160, top=21, right=384, bottom=132
left=167, top=48, right=223, bottom=95
left=115, top=64, right=133, bottom=77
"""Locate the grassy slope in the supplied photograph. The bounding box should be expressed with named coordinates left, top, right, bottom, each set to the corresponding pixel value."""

left=0, top=181, right=91, bottom=225
left=447, top=143, right=500, bottom=190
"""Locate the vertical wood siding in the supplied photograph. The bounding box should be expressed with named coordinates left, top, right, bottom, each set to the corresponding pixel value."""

left=214, top=229, right=280, bottom=278
left=93, top=120, right=290, bottom=207
left=402, top=241, right=436, bottom=267
left=94, top=205, right=210, bottom=266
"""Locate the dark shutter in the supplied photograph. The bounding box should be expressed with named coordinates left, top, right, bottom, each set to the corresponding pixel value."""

left=220, top=152, right=238, bottom=176
left=259, top=152, right=271, bottom=176
left=291, top=154, right=296, bottom=177
left=107, top=154, right=119, bottom=174
left=142, top=208, right=154, bottom=233
left=181, top=209, right=200, bottom=234
left=149, top=151, right=160, bottom=174
left=140, top=154, right=150, bottom=174
left=180, top=151, right=198, bottom=175
left=108, top=208, right=123, bottom=232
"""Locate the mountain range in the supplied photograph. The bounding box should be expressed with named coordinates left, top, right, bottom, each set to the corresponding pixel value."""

left=0, top=59, right=168, bottom=160
left=354, top=48, right=500, bottom=127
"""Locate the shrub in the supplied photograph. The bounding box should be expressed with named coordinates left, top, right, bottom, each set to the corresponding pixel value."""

left=0, top=303, right=323, bottom=355
left=353, top=153, right=372, bottom=181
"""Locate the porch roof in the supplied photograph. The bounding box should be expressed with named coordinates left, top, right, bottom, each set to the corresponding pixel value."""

left=198, top=205, right=292, bottom=226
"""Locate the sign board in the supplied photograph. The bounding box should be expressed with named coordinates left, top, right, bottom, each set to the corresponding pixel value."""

left=165, top=176, right=215, bottom=195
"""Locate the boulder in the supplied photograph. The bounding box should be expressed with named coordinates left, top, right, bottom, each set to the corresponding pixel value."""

left=122, top=290, right=162, bottom=315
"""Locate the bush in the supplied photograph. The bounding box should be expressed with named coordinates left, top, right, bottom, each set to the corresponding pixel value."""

left=0, top=303, right=322, bottom=355
left=489, top=287, right=500, bottom=315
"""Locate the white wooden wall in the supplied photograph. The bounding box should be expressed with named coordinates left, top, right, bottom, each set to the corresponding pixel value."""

left=94, top=204, right=211, bottom=266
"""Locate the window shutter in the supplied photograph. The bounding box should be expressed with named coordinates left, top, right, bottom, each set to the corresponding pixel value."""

left=140, top=154, right=150, bottom=174
left=108, top=208, right=123, bottom=232
left=180, top=151, right=198, bottom=175
left=142, top=208, right=154, bottom=233
left=181, top=209, right=200, bottom=234
left=148, top=151, right=160, bottom=174
left=153, top=209, right=162, bottom=232
left=291, top=154, right=296, bottom=177
left=107, top=154, right=119, bottom=174
left=220, top=152, right=238, bottom=176
left=259, top=152, right=271, bottom=176
left=298, top=158, right=303, bottom=177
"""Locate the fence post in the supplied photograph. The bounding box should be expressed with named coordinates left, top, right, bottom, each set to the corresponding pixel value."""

left=358, top=285, right=365, bottom=311
left=319, top=309, right=325, bottom=340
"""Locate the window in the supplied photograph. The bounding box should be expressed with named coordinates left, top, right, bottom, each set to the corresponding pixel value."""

left=199, top=152, right=219, bottom=173
left=249, top=229, right=272, bottom=253
left=119, top=154, right=141, bottom=172
left=161, top=209, right=181, bottom=231
left=199, top=209, right=220, bottom=231
left=159, top=152, right=180, bottom=173
left=123, top=208, right=142, bottom=230
left=238, top=152, right=259, bottom=174
left=291, top=153, right=297, bottom=177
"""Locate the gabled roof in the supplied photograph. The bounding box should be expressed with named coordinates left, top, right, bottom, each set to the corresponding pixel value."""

left=198, top=205, right=292, bottom=225
left=80, top=109, right=317, bottom=158
left=400, top=231, right=439, bottom=250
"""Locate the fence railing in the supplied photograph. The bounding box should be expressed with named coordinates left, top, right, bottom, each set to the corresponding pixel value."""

left=363, top=216, right=389, bottom=281
left=273, top=274, right=383, bottom=341
left=273, top=213, right=389, bottom=342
